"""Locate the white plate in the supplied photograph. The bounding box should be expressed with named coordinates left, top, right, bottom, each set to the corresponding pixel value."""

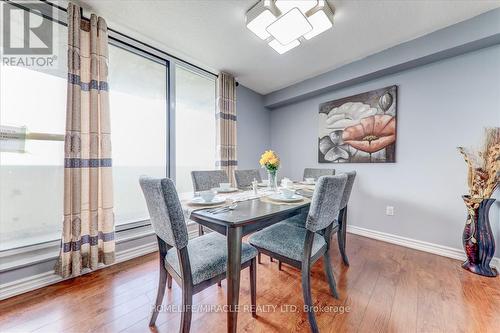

left=268, top=193, right=304, bottom=203
left=298, top=181, right=316, bottom=185
left=190, top=197, right=226, bottom=206
left=214, top=187, right=238, bottom=193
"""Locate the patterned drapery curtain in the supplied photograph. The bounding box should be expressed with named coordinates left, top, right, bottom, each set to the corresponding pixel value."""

left=216, top=73, right=237, bottom=184
left=55, top=3, right=115, bottom=278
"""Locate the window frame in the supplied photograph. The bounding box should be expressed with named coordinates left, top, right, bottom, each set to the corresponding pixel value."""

left=0, top=0, right=218, bottom=253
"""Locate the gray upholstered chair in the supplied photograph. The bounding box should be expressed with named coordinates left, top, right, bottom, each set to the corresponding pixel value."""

left=191, top=170, right=229, bottom=236
left=248, top=175, right=347, bottom=333
left=303, top=168, right=335, bottom=180
left=234, top=169, right=262, bottom=189
left=278, top=171, right=356, bottom=267
left=336, top=171, right=356, bottom=265
left=191, top=170, right=229, bottom=192
left=139, top=176, right=258, bottom=331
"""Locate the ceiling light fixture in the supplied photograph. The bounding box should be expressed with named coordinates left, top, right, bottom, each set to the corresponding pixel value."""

left=245, top=0, right=335, bottom=54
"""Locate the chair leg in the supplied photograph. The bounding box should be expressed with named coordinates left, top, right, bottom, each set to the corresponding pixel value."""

left=323, top=251, right=339, bottom=299
left=149, top=265, right=167, bottom=326
left=278, top=261, right=282, bottom=271
left=258, top=252, right=261, bottom=264
left=167, top=271, right=172, bottom=289
left=250, top=258, right=257, bottom=318
left=198, top=224, right=204, bottom=236
left=338, top=208, right=349, bottom=266
left=301, top=261, right=319, bottom=333
left=180, top=284, right=193, bottom=333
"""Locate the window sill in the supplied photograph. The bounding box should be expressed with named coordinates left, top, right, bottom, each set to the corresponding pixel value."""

left=0, top=219, right=201, bottom=274
left=0, top=222, right=155, bottom=273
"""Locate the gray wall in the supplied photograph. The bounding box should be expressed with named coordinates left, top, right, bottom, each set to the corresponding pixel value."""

left=269, top=45, right=500, bottom=255
left=237, top=85, right=270, bottom=176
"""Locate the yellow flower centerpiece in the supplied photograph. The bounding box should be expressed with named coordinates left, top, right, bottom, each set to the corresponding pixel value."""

left=457, top=127, right=499, bottom=277
left=259, top=150, right=280, bottom=191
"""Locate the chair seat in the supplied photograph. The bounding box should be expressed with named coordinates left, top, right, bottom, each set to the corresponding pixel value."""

left=278, top=206, right=308, bottom=228
left=280, top=215, right=339, bottom=234
left=248, top=223, right=326, bottom=262
left=166, top=232, right=258, bottom=285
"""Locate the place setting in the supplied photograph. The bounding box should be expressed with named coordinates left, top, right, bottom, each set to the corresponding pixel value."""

left=260, top=178, right=310, bottom=205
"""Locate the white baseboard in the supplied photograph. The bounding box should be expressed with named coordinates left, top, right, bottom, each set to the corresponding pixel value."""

left=0, top=271, right=62, bottom=300
left=115, top=242, right=157, bottom=263
left=347, top=225, right=500, bottom=269
left=0, top=241, right=158, bottom=300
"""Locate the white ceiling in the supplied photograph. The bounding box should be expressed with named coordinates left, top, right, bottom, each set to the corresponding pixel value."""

left=76, top=0, right=500, bottom=95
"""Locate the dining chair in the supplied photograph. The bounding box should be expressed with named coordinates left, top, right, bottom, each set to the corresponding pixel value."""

left=139, top=176, right=258, bottom=332
left=248, top=175, right=347, bottom=333
left=278, top=171, right=357, bottom=268
left=234, top=169, right=262, bottom=189
left=191, top=170, right=229, bottom=236
left=336, top=171, right=356, bottom=265
left=303, top=168, right=335, bottom=180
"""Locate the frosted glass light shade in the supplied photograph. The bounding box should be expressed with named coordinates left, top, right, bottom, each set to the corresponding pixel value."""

left=266, top=8, right=312, bottom=45
left=246, top=0, right=278, bottom=40
left=303, top=9, right=333, bottom=40
left=247, top=9, right=277, bottom=40
left=268, top=39, right=300, bottom=54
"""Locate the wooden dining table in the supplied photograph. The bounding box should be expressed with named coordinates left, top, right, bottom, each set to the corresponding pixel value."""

left=188, top=190, right=311, bottom=333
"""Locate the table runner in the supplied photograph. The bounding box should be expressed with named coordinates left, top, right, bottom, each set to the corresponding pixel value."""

left=180, top=188, right=276, bottom=219
left=180, top=184, right=316, bottom=220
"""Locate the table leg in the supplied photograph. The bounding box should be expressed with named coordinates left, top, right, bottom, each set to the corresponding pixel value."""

left=226, top=226, right=242, bottom=333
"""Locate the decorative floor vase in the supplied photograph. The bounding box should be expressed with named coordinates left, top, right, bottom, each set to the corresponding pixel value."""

left=462, top=196, right=497, bottom=277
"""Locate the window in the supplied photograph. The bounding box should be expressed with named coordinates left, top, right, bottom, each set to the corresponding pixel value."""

left=0, top=3, right=217, bottom=252
left=175, top=66, right=216, bottom=193
left=108, top=44, right=168, bottom=226
left=0, top=17, right=67, bottom=250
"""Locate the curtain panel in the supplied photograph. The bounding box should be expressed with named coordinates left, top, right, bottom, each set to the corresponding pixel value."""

left=215, top=73, right=237, bottom=184
left=56, top=3, right=115, bottom=278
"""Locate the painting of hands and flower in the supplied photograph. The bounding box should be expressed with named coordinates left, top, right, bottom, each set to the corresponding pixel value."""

left=318, top=85, right=397, bottom=163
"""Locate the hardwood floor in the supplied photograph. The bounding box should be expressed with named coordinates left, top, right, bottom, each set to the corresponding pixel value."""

left=1, top=234, right=500, bottom=333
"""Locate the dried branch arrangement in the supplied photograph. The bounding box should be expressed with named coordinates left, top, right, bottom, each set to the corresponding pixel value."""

left=458, top=127, right=500, bottom=203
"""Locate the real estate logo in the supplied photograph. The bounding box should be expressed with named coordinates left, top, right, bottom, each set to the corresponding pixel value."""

left=1, top=1, right=58, bottom=68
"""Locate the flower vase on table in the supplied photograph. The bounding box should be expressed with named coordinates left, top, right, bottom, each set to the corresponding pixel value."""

left=259, top=150, right=280, bottom=192
left=267, top=169, right=278, bottom=191
left=458, top=127, right=499, bottom=277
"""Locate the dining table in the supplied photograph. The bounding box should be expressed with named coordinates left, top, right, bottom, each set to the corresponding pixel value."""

left=180, top=184, right=315, bottom=333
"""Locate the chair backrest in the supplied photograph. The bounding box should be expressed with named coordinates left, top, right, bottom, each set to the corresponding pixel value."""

left=303, top=168, right=335, bottom=180
left=234, top=169, right=262, bottom=188
left=139, top=177, right=188, bottom=249
left=305, top=175, right=347, bottom=232
left=339, top=171, right=356, bottom=209
left=191, top=170, right=229, bottom=192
